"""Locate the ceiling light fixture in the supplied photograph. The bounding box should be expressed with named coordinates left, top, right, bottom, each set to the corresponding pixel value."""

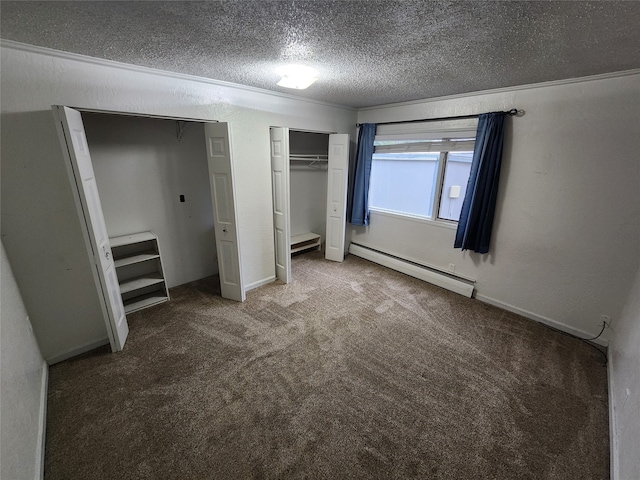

left=276, top=64, right=318, bottom=90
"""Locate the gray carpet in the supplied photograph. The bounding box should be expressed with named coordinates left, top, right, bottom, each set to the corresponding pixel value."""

left=45, top=252, right=609, bottom=479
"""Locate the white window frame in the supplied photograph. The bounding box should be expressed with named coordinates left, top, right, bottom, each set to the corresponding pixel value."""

left=369, top=119, right=478, bottom=226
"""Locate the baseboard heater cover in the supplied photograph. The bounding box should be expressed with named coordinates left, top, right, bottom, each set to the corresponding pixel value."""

left=348, top=243, right=475, bottom=298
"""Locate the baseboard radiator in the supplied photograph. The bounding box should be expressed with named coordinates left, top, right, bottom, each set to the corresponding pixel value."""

left=348, top=243, right=475, bottom=298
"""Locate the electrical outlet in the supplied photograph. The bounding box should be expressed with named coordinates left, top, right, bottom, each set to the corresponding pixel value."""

left=600, top=315, right=612, bottom=327
left=448, top=263, right=456, bottom=273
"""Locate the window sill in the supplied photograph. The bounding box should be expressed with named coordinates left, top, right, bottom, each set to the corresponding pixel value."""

left=368, top=208, right=458, bottom=230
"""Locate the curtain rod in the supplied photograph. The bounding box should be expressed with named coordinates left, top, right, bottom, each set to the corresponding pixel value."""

left=356, top=108, right=523, bottom=127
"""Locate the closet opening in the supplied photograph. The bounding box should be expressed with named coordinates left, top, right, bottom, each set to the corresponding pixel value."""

left=53, top=106, right=244, bottom=353
left=82, top=113, right=220, bottom=304
left=289, top=130, right=330, bottom=255
left=270, top=127, right=350, bottom=284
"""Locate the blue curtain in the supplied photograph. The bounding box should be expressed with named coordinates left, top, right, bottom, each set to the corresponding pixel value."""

left=349, top=123, right=376, bottom=226
left=454, top=112, right=506, bottom=253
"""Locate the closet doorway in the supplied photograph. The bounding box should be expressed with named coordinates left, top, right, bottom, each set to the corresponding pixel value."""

left=270, top=127, right=349, bottom=283
left=53, top=106, right=244, bottom=353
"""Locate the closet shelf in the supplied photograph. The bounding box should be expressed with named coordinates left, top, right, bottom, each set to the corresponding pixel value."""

left=291, top=233, right=321, bottom=254
left=124, top=292, right=170, bottom=314
left=119, top=273, right=165, bottom=295
left=110, top=231, right=158, bottom=248
left=114, top=251, right=160, bottom=268
left=109, top=231, right=169, bottom=314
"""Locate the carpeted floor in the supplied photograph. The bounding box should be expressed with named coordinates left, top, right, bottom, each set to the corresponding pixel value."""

left=45, top=252, right=609, bottom=479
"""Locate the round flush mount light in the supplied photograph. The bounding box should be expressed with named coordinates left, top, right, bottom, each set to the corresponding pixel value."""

left=276, top=64, right=318, bottom=90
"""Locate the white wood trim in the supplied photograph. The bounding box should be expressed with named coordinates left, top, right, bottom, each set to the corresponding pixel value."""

left=367, top=209, right=458, bottom=231
left=608, top=348, right=619, bottom=480
left=109, top=231, right=157, bottom=248
left=114, top=252, right=160, bottom=268
left=35, top=361, right=48, bottom=480
left=119, top=274, right=164, bottom=295
left=123, top=293, right=168, bottom=314
left=291, top=232, right=322, bottom=244
left=358, top=69, right=640, bottom=111
left=474, top=293, right=610, bottom=347
left=349, top=243, right=474, bottom=297
left=46, top=337, right=110, bottom=365
left=291, top=233, right=321, bottom=254
left=244, top=276, right=277, bottom=292
left=74, top=108, right=218, bottom=124
left=0, top=40, right=356, bottom=111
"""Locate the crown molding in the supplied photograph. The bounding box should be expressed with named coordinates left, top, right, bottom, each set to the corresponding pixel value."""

left=0, top=39, right=356, bottom=111
left=3, top=38, right=638, bottom=114
left=358, top=68, right=640, bottom=112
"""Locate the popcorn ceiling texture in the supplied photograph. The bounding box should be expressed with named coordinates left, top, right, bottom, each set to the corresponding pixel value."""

left=2, top=0, right=640, bottom=107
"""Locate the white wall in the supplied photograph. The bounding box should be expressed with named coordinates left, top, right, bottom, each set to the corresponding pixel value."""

left=290, top=168, right=328, bottom=239
left=83, top=114, right=217, bottom=288
left=1, top=241, right=47, bottom=480
left=354, top=72, right=640, bottom=339
left=609, top=265, right=640, bottom=479
left=289, top=131, right=329, bottom=240
left=0, top=42, right=356, bottom=361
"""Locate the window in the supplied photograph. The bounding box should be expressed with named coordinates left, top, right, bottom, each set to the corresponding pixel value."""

left=368, top=128, right=476, bottom=223
left=438, top=151, right=473, bottom=221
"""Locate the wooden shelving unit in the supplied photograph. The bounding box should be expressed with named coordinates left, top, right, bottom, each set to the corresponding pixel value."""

left=109, top=231, right=169, bottom=314
left=291, top=232, right=321, bottom=254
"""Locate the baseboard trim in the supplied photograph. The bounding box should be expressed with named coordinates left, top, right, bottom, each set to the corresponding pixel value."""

left=36, top=361, right=48, bottom=480
left=46, top=337, right=110, bottom=365
left=349, top=243, right=474, bottom=298
left=475, top=293, right=609, bottom=347
left=244, top=276, right=276, bottom=292
left=607, top=348, right=618, bottom=480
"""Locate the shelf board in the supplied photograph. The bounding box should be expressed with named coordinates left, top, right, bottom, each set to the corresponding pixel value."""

left=291, top=232, right=321, bottom=254
left=110, top=231, right=157, bottom=248
left=119, top=274, right=165, bottom=295
left=114, top=251, right=160, bottom=268
left=124, top=292, right=169, bottom=314
left=291, top=232, right=321, bottom=244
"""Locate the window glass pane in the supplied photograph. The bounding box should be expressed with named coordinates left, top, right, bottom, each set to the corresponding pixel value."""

left=438, top=151, right=473, bottom=221
left=369, top=152, right=440, bottom=218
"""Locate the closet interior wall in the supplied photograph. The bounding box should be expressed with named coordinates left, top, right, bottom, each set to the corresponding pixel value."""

left=82, top=113, right=218, bottom=289
left=289, top=130, right=329, bottom=243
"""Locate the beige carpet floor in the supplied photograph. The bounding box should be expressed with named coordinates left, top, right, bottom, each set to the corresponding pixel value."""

left=45, top=251, right=609, bottom=479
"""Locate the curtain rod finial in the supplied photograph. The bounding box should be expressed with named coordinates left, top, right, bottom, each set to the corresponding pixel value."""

left=508, top=108, right=525, bottom=117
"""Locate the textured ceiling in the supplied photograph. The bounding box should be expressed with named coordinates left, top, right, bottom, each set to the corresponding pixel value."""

left=2, top=1, right=640, bottom=108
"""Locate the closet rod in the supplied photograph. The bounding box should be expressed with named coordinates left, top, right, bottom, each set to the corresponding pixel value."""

left=356, top=108, right=523, bottom=127
left=290, top=155, right=328, bottom=162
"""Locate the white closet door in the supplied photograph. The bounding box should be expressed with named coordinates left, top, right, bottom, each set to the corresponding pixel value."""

left=204, top=122, right=245, bottom=301
left=53, top=105, right=129, bottom=352
left=270, top=127, right=292, bottom=283
left=325, top=134, right=350, bottom=262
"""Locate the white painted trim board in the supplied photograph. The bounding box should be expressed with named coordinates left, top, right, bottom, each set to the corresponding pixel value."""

left=36, top=361, right=48, bottom=480
left=358, top=69, right=640, bottom=111
left=475, top=293, right=610, bottom=347
left=46, top=337, right=110, bottom=365
left=607, top=348, right=619, bottom=480
left=244, top=276, right=276, bottom=292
